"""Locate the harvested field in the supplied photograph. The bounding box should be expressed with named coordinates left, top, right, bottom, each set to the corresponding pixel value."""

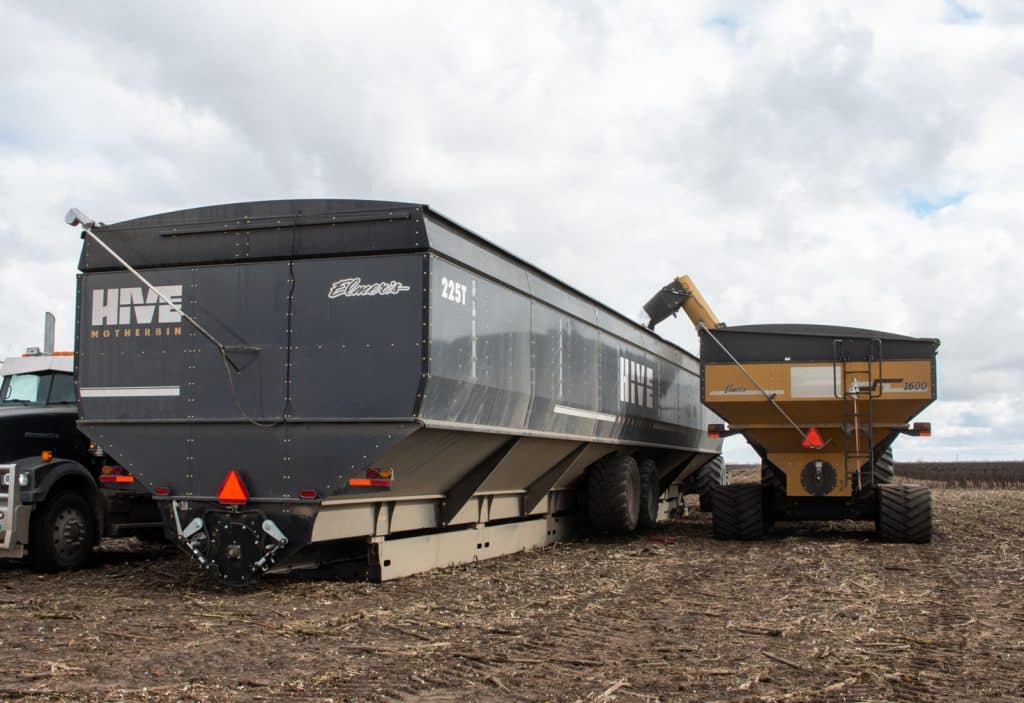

left=1, top=488, right=1022, bottom=702
left=896, top=461, right=1024, bottom=489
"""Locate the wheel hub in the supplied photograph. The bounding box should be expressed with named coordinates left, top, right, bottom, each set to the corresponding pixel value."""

left=53, top=508, right=87, bottom=558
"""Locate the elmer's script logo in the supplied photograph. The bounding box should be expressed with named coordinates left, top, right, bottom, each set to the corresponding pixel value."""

left=89, top=285, right=184, bottom=339
left=328, top=278, right=411, bottom=299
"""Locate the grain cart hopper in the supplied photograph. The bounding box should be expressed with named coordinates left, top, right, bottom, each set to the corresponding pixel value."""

left=643, top=276, right=938, bottom=542
left=66, top=201, right=721, bottom=584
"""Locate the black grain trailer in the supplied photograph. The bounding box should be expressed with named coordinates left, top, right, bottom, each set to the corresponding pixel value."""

left=70, top=200, right=721, bottom=584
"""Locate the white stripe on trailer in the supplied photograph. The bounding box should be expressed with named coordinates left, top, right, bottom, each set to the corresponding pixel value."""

left=552, top=404, right=618, bottom=423
left=80, top=386, right=181, bottom=398
left=709, top=389, right=785, bottom=396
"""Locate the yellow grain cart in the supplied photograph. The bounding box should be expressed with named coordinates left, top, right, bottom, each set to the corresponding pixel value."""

left=643, top=276, right=938, bottom=542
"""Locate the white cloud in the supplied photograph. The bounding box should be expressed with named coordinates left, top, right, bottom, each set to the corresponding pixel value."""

left=0, top=0, right=1020, bottom=462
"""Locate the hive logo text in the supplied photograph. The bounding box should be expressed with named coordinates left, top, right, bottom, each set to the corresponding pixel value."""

left=90, top=286, right=184, bottom=339
left=619, top=356, right=655, bottom=408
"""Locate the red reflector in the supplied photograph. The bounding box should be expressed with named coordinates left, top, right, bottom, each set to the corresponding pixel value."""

left=98, top=475, right=115, bottom=483
left=155, top=487, right=170, bottom=496
left=366, top=468, right=379, bottom=479
left=217, top=470, right=249, bottom=505
left=801, top=427, right=825, bottom=450
left=299, top=489, right=318, bottom=500
left=348, top=478, right=392, bottom=488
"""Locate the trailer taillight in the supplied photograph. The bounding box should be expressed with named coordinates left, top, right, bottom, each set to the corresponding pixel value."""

left=99, top=466, right=135, bottom=483
left=217, top=470, right=249, bottom=505
left=911, top=422, right=931, bottom=437
left=707, top=423, right=725, bottom=439
left=349, top=478, right=393, bottom=488
left=349, top=468, right=394, bottom=489
left=155, top=487, right=170, bottom=496
left=299, top=489, right=318, bottom=500
left=99, top=475, right=135, bottom=483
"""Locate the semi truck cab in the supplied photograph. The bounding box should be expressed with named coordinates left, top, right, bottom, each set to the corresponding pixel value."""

left=0, top=346, right=163, bottom=570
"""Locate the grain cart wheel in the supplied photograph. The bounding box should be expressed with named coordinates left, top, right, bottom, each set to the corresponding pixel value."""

left=587, top=455, right=641, bottom=534
left=877, top=484, right=932, bottom=543
left=697, top=456, right=729, bottom=512
left=859, top=448, right=895, bottom=487
left=28, top=491, right=97, bottom=571
left=637, top=458, right=660, bottom=529
left=711, top=484, right=765, bottom=540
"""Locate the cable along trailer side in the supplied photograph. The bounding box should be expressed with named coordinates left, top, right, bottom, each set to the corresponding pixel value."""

left=72, top=200, right=721, bottom=584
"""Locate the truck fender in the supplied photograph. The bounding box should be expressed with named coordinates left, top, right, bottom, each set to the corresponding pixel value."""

left=14, top=457, right=104, bottom=538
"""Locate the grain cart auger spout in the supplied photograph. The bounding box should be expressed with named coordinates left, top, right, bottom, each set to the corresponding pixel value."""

left=643, top=276, right=940, bottom=543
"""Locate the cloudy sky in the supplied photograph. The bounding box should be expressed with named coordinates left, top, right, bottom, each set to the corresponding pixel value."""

left=0, top=0, right=1020, bottom=462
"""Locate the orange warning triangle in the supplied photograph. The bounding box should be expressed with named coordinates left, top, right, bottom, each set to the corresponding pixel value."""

left=801, top=427, right=825, bottom=450
left=217, top=469, right=249, bottom=505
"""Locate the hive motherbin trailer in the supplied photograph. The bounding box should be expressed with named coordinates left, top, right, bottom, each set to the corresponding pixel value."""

left=69, top=200, right=721, bottom=584
left=643, top=276, right=939, bottom=542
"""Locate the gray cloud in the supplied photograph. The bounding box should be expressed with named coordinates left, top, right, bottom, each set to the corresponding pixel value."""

left=0, top=0, right=1020, bottom=462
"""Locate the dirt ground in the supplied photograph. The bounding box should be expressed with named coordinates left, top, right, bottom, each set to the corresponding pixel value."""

left=1, top=486, right=1022, bottom=703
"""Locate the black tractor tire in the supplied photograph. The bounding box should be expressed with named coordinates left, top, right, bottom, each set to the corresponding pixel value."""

left=587, top=455, right=641, bottom=535
left=697, top=456, right=729, bottom=512
left=637, top=458, right=660, bottom=529
left=877, top=484, right=932, bottom=543
left=712, top=484, right=766, bottom=540
left=860, top=448, right=896, bottom=488
left=28, top=490, right=97, bottom=572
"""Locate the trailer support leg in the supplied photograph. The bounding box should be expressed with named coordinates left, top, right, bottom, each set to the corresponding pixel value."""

left=440, top=437, right=519, bottom=525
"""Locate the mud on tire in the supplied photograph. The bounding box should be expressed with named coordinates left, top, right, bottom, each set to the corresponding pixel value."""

left=28, top=490, right=97, bottom=572
left=637, top=458, right=660, bottom=529
left=712, top=484, right=765, bottom=540
left=877, top=484, right=932, bottom=544
left=587, top=455, right=641, bottom=535
left=697, top=456, right=728, bottom=512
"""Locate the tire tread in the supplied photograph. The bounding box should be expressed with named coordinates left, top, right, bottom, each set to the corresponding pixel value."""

left=712, top=484, right=765, bottom=540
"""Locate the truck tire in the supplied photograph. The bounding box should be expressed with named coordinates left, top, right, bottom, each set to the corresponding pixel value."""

left=587, top=455, right=641, bottom=535
left=860, top=448, right=895, bottom=487
left=877, top=484, right=932, bottom=543
left=697, top=456, right=728, bottom=512
left=28, top=490, right=97, bottom=571
left=712, top=484, right=765, bottom=540
left=637, top=458, right=659, bottom=529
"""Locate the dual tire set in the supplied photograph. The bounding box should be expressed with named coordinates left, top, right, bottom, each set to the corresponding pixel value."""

left=586, top=455, right=727, bottom=535
left=586, top=455, right=659, bottom=535
left=710, top=482, right=934, bottom=543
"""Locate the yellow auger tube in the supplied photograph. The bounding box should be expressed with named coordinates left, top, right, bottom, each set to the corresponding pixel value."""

left=675, top=275, right=723, bottom=331
left=642, top=274, right=723, bottom=331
